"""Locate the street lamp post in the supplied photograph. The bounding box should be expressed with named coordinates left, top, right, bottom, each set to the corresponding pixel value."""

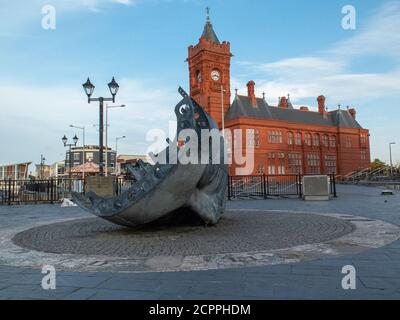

left=389, top=142, right=396, bottom=177
left=40, top=155, right=46, bottom=179
left=82, top=77, right=120, bottom=176
left=105, top=104, right=126, bottom=176
left=221, top=85, right=226, bottom=139
left=115, top=136, right=126, bottom=175
left=62, top=134, right=79, bottom=191
left=70, top=125, right=85, bottom=179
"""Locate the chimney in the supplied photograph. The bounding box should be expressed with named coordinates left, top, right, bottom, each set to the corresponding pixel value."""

left=279, top=96, right=288, bottom=108
left=349, top=108, right=356, bottom=119
left=300, top=106, right=309, bottom=112
left=317, top=95, right=326, bottom=114
left=247, top=80, right=257, bottom=107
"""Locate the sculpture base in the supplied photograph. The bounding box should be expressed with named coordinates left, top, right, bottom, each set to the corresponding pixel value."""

left=85, top=176, right=116, bottom=198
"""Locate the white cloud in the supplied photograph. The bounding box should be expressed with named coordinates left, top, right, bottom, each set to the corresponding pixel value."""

left=235, top=2, right=400, bottom=107
left=0, top=79, right=178, bottom=165
left=331, top=1, right=400, bottom=59
left=0, top=0, right=137, bottom=37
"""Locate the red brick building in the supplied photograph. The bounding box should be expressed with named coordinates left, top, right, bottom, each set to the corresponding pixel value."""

left=187, top=15, right=371, bottom=177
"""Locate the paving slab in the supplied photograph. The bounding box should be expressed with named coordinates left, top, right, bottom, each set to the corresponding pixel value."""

left=0, top=184, right=399, bottom=299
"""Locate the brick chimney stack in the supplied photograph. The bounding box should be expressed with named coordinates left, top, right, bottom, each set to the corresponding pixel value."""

left=349, top=108, right=356, bottom=119
left=247, top=80, right=257, bottom=107
left=279, top=96, right=288, bottom=108
left=317, top=95, right=326, bottom=114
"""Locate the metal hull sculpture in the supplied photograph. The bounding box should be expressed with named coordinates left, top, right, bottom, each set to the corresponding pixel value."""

left=73, top=87, right=227, bottom=228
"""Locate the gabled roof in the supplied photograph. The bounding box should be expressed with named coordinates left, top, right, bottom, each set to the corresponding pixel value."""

left=225, top=95, right=363, bottom=129
left=201, top=21, right=220, bottom=44
left=70, top=162, right=99, bottom=173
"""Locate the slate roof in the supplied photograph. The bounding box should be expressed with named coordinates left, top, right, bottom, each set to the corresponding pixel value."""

left=225, top=95, right=363, bottom=129
left=202, top=21, right=220, bottom=44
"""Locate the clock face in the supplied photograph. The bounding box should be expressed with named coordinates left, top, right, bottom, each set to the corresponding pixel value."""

left=211, top=70, right=220, bottom=81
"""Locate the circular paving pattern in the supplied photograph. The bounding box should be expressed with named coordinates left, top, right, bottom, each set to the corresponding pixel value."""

left=4, top=209, right=400, bottom=272
left=13, top=211, right=354, bottom=257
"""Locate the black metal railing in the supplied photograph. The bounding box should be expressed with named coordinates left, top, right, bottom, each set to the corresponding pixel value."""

left=228, top=173, right=337, bottom=200
left=0, top=174, right=337, bottom=205
left=0, top=177, right=135, bottom=205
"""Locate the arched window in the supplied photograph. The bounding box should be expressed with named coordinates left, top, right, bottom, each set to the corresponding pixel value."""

left=305, top=133, right=312, bottom=146
left=195, top=70, right=202, bottom=84
left=313, top=134, right=319, bottom=146
left=287, top=132, right=293, bottom=145
left=255, top=129, right=260, bottom=147
left=295, top=133, right=302, bottom=145
left=329, top=136, right=336, bottom=148
left=322, top=135, right=329, bottom=147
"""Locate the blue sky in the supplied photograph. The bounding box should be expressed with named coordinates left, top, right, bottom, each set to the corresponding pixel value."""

left=0, top=0, right=399, bottom=168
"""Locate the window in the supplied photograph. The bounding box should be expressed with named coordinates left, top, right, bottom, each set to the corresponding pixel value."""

left=247, top=130, right=255, bottom=147
left=268, top=165, right=276, bottom=175
left=268, top=153, right=276, bottom=159
left=278, top=157, right=285, bottom=175
left=345, top=136, right=352, bottom=148
left=307, top=154, right=320, bottom=174
left=255, top=129, right=260, bottom=147
left=66, top=153, right=70, bottom=160
left=287, top=132, right=293, bottom=145
left=329, top=136, right=336, bottom=148
left=86, top=152, right=94, bottom=161
left=257, top=164, right=265, bottom=174
left=322, top=135, right=329, bottom=147
left=73, top=162, right=80, bottom=167
left=325, top=155, right=337, bottom=174
left=268, top=130, right=283, bottom=144
left=288, top=153, right=302, bottom=174
left=361, top=134, right=368, bottom=144
left=267, top=153, right=277, bottom=175
left=295, top=133, right=302, bottom=145
left=73, top=153, right=80, bottom=161
left=361, top=150, right=367, bottom=161
left=313, top=134, right=319, bottom=146
left=277, top=131, right=283, bottom=144
left=305, top=133, right=312, bottom=146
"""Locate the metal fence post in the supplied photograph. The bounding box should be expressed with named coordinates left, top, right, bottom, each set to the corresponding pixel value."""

left=227, top=176, right=231, bottom=201
left=298, top=174, right=303, bottom=198
left=332, top=174, right=337, bottom=198
left=7, top=178, right=12, bottom=206
left=50, top=178, right=54, bottom=204
left=262, top=174, right=267, bottom=199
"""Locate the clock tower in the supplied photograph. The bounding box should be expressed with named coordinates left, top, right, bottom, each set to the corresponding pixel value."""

left=187, top=9, right=232, bottom=128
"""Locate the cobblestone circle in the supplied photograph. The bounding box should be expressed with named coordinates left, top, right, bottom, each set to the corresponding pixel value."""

left=12, top=210, right=355, bottom=257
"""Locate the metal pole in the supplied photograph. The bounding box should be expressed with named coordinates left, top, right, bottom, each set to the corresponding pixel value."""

left=82, top=127, right=85, bottom=180
left=99, top=98, right=104, bottom=176
left=69, top=145, right=72, bottom=192
left=221, top=85, right=225, bottom=139
left=105, top=105, right=109, bottom=177
left=40, top=155, right=43, bottom=179
left=390, top=143, right=393, bottom=177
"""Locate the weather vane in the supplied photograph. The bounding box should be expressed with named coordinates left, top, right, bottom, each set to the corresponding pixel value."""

left=206, top=7, right=210, bottom=22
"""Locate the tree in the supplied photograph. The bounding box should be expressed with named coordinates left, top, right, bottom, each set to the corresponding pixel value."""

left=370, top=158, right=386, bottom=171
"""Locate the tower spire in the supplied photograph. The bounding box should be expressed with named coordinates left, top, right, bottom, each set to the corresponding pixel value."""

left=201, top=7, right=220, bottom=44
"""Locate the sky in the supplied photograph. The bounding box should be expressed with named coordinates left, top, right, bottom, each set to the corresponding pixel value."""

left=0, top=0, right=399, bottom=168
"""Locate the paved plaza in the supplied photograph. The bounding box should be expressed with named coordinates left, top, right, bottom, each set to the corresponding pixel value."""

left=0, top=184, right=400, bottom=299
